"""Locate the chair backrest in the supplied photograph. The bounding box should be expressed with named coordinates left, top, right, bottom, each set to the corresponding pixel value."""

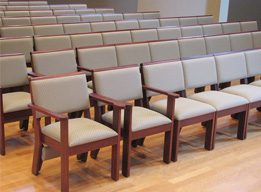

left=222, top=22, right=241, bottom=34
left=70, top=33, right=103, bottom=48
left=202, top=24, right=223, bottom=36
left=0, top=37, right=34, bottom=63
left=116, top=43, right=151, bottom=66
left=244, top=49, right=261, bottom=77
left=9, top=2, right=28, bottom=6
left=252, top=31, right=261, bottom=48
left=2, top=17, right=31, bottom=26
left=178, top=37, right=207, bottom=58
left=115, top=20, right=139, bottom=30
left=143, top=12, right=160, bottom=19
left=157, top=27, right=182, bottom=40
left=181, top=26, right=203, bottom=37
left=182, top=56, right=218, bottom=89
left=179, top=17, right=198, bottom=26
left=197, top=16, right=213, bottom=25
left=102, top=13, right=123, bottom=21
left=77, top=46, right=118, bottom=70
left=29, top=1, right=48, bottom=5
left=95, top=8, right=114, bottom=14
left=29, top=5, right=50, bottom=10
left=33, top=24, right=64, bottom=36
left=53, top=9, right=75, bottom=16
left=0, top=54, right=28, bottom=89
left=63, top=23, right=91, bottom=34
left=215, top=52, right=247, bottom=83
left=131, top=29, right=158, bottom=42
left=102, top=31, right=132, bottom=45
left=205, top=35, right=231, bottom=54
left=80, top=14, right=103, bottom=22
left=138, top=19, right=160, bottom=29
left=31, top=16, right=57, bottom=25
left=149, top=40, right=180, bottom=61
left=142, top=61, right=185, bottom=97
left=159, top=18, right=179, bottom=27
left=90, top=21, right=116, bottom=32
left=7, top=6, right=29, bottom=10
left=34, top=35, right=72, bottom=51
left=94, top=66, right=143, bottom=101
left=4, top=10, right=30, bottom=17
left=75, top=9, right=95, bottom=15
left=30, top=10, right=53, bottom=16
left=31, top=73, right=90, bottom=118
left=229, top=33, right=253, bottom=51
left=56, top=15, right=81, bottom=24
left=240, top=21, right=258, bottom=32
left=0, top=26, right=34, bottom=37
left=69, top=4, right=87, bottom=9
left=49, top=4, right=69, bottom=10
left=123, top=13, right=143, bottom=20
left=32, top=49, right=78, bottom=76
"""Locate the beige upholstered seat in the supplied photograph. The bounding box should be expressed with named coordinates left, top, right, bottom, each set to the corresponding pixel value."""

left=34, top=35, right=72, bottom=51
left=197, top=16, right=213, bottom=25
left=205, top=35, right=231, bottom=54
left=251, top=80, right=261, bottom=87
left=222, top=22, right=241, bottom=34
left=53, top=9, right=76, bottom=16
left=181, top=26, right=203, bottom=37
left=240, top=21, right=258, bottom=32
left=4, top=11, right=30, bottom=17
left=116, top=43, right=151, bottom=66
left=157, top=27, right=182, bottom=40
left=229, top=33, right=253, bottom=51
left=3, top=92, right=31, bottom=113
left=252, top=31, right=261, bottom=48
left=143, top=12, right=160, bottom=19
left=138, top=19, right=160, bottom=29
left=102, top=31, right=132, bottom=45
left=0, top=26, right=34, bottom=37
left=56, top=15, right=81, bottom=24
left=149, top=40, right=180, bottom=61
left=70, top=33, right=103, bottom=48
left=102, top=13, right=123, bottom=21
left=202, top=24, right=223, bottom=36
left=42, top=118, right=117, bottom=147
left=31, top=16, right=57, bottom=25
left=90, top=21, right=116, bottom=32
left=123, top=13, right=143, bottom=20
left=2, top=17, right=31, bottom=26
left=80, top=14, right=103, bottom=22
left=29, top=10, right=53, bottom=16
left=33, top=24, right=64, bottom=36
left=179, top=17, right=198, bottom=26
left=63, top=23, right=91, bottom=34
left=102, top=106, right=171, bottom=132
left=115, top=20, right=139, bottom=30
left=131, top=29, right=158, bottom=42
left=178, top=37, right=207, bottom=58
left=159, top=18, right=179, bottom=27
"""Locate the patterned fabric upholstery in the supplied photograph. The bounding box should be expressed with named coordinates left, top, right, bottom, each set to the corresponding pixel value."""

left=229, top=33, right=253, bottom=51
left=131, top=29, right=158, bottom=42
left=3, top=92, right=31, bottom=113
left=245, top=49, right=261, bottom=77
left=33, top=24, right=64, bottom=36
left=149, top=41, right=180, bottom=61
left=157, top=27, right=182, bottom=40
left=63, top=23, right=91, bottom=34
left=34, top=35, right=72, bottom=51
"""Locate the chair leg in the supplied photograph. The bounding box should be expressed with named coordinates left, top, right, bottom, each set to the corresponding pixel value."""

left=171, top=121, right=180, bottom=162
left=90, top=149, right=100, bottom=159
left=61, top=154, right=69, bottom=192
left=76, top=152, right=88, bottom=163
left=111, top=143, right=120, bottom=181
left=237, top=110, right=249, bottom=140
left=0, top=122, right=5, bottom=156
left=122, top=137, right=131, bottom=177
left=19, top=118, right=29, bottom=131
left=163, top=129, right=172, bottom=164
left=32, top=144, right=43, bottom=175
left=204, top=118, right=216, bottom=150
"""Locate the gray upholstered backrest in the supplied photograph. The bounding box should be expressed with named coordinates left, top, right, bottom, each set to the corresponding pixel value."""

left=157, top=27, right=182, bottom=40
left=131, top=29, right=158, bottom=42
left=2, top=17, right=31, bottom=26
left=197, top=16, right=213, bottom=25
left=202, top=24, right=223, bottom=36
left=102, top=31, right=132, bottom=45
left=222, top=22, right=241, bottom=34
left=240, top=21, right=258, bottom=32
left=245, top=49, right=261, bottom=77
left=80, top=14, right=103, bottom=22
left=143, top=12, right=160, bottom=19
left=205, top=35, right=231, bottom=54
left=178, top=37, right=207, bottom=58
left=53, top=9, right=75, bottom=16
left=252, top=31, right=261, bottom=48
left=56, top=15, right=81, bottom=24
left=34, top=35, right=72, bottom=51
left=229, top=33, right=253, bottom=51
left=0, top=54, right=28, bottom=88
left=90, top=21, right=116, bottom=32
left=4, top=11, right=30, bottom=17
left=102, top=13, right=123, bottom=21
left=63, top=23, right=91, bottom=34
left=31, top=16, right=57, bottom=25
left=142, top=61, right=185, bottom=97
left=159, top=18, right=179, bottom=27
left=115, top=20, right=139, bottom=30
left=29, top=10, right=53, bottom=16
left=0, top=26, right=34, bottom=37
left=33, top=24, right=64, bottom=36
left=179, top=17, right=198, bottom=26
left=94, top=66, right=143, bottom=101
left=70, top=33, right=103, bottom=48
left=138, top=19, right=160, bottom=29
left=181, top=26, right=203, bottom=37
left=123, top=13, right=143, bottom=20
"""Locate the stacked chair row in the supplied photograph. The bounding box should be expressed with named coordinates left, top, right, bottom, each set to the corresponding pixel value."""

left=0, top=14, right=213, bottom=26
left=0, top=4, right=88, bottom=11
left=1, top=28, right=260, bottom=64
left=0, top=1, right=48, bottom=6
left=1, top=48, right=260, bottom=191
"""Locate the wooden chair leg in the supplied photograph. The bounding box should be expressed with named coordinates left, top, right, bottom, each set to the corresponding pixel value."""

left=19, top=118, right=29, bottom=131
left=111, top=143, right=120, bottom=181
left=76, top=152, right=88, bottom=163
left=61, top=154, right=69, bottom=192
left=122, top=137, right=131, bottom=177
left=204, top=118, right=216, bottom=150
left=163, top=130, right=172, bottom=164
left=237, top=110, right=249, bottom=140
left=171, top=121, right=180, bottom=162
left=90, top=149, right=100, bottom=159
left=0, top=122, right=5, bottom=156
left=32, top=144, right=43, bottom=175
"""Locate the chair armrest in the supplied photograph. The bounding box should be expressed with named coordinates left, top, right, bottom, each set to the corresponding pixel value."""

left=77, top=66, right=93, bottom=73
left=142, top=85, right=179, bottom=98
left=89, top=93, right=126, bottom=109
left=28, top=71, right=42, bottom=77
left=28, top=104, right=68, bottom=120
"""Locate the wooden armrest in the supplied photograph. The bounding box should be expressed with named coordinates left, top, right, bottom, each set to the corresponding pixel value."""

left=28, top=104, right=68, bottom=120
left=89, top=93, right=126, bottom=108
left=143, top=85, right=179, bottom=98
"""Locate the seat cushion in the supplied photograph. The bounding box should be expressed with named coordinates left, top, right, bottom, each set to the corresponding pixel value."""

left=150, top=97, right=216, bottom=121
left=41, top=118, right=117, bottom=147
left=102, top=106, right=171, bottom=132
left=221, top=85, right=261, bottom=103
left=189, top=91, right=248, bottom=111
left=251, top=80, right=261, bottom=87
left=3, top=92, right=31, bottom=113
left=87, top=81, right=93, bottom=89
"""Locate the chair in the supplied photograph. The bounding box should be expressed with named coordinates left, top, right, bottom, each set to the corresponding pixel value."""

left=178, top=37, right=207, bottom=58
left=181, top=26, right=203, bottom=37
left=68, top=4, right=87, bottom=9
left=29, top=1, right=48, bottom=5
left=197, top=16, right=213, bottom=25
left=7, top=6, right=29, bottom=10
left=102, top=13, right=123, bottom=21
left=29, top=10, right=53, bottom=16
left=75, top=9, right=95, bottom=15
left=131, top=29, right=158, bottom=42
left=49, top=4, right=69, bottom=10
left=138, top=19, right=160, bottom=29
left=4, top=10, right=30, bottom=17
left=141, top=60, right=216, bottom=161
left=33, top=24, right=64, bottom=36
left=95, top=8, right=114, bottom=14
left=2, top=17, right=31, bottom=26
left=92, top=65, right=173, bottom=177
left=245, top=49, right=261, bottom=86
left=63, top=23, right=91, bottom=34
left=179, top=17, right=198, bottom=26
left=205, top=35, right=231, bottom=54
left=229, top=33, right=253, bottom=51
left=56, top=15, right=81, bottom=24
left=34, top=35, right=72, bottom=51
left=53, top=9, right=75, bottom=16
left=29, top=5, right=50, bottom=10
left=31, top=16, right=57, bottom=25
left=252, top=31, right=261, bottom=48
left=222, top=22, right=241, bottom=34
left=142, top=12, right=160, bottom=19
left=123, top=13, right=143, bottom=20
left=90, top=21, right=116, bottom=32
left=202, top=24, right=223, bottom=36
left=115, top=20, right=139, bottom=30
left=70, top=33, right=103, bottom=48
left=157, top=27, right=182, bottom=40
left=80, top=14, right=103, bottom=22
left=0, top=26, right=34, bottom=37
left=159, top=18, right=179, bottom=27
left=102, top=31, right=132, bottom=45
left=0, top=54, right=31, bottom=155
left=29, top=73, right=121, bottom=192
left=240, top=21, right=258, bottom=32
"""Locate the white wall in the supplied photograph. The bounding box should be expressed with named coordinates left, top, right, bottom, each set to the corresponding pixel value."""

left=138, top=0, right=208, bottom=17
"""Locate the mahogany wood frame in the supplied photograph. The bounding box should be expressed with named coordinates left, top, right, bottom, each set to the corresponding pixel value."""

left=29, top=73, right=123, bottom=192
left=90, top=65, right=174, bottom=177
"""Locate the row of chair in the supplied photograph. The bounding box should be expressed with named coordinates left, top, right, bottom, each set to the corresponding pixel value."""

left=0, top=1, right=48, bottom=6
left=0, top=4, right=88, bottom=11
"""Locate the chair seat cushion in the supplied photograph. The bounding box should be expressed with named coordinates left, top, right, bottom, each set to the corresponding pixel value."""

left=3, top=92, right=31, bottom=113
left=102, top=106, right=172, bottom=132
left=189, top=91, right=248, bottom=111
left=221, top=84, right=261, bottom=103
left=150, top=97, right=216, bottom=121
left=87, top=81, right=93, bottom=89
left=251, top=80, right=261, bottom=87
left=41, top=118, right=117, bottom=147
